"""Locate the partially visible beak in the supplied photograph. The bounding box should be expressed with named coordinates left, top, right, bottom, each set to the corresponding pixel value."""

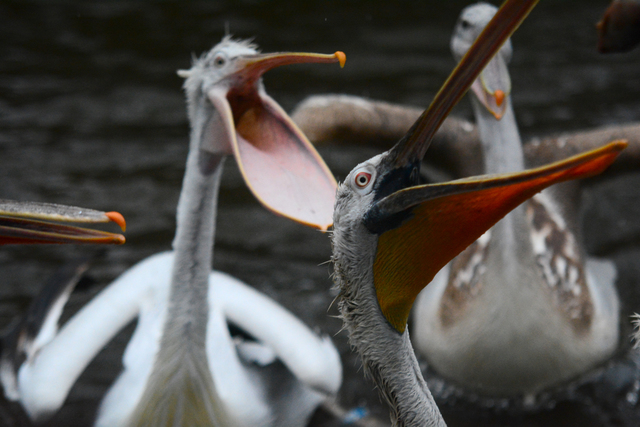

left=390, top=0, right=537, bottom=169
left=0, top=200, right=126, bottom=245
left=597, top=0, right=640, bottom=54
left=470, top=51, right=511, bottom=119
left=207, top=51, right=345, bottom=231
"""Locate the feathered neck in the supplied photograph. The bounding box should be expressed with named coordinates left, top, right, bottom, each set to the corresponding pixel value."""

left=332, top=224, right=446, bottom=427
left=471, top=97, right=524, bottom=174
left=128, top=139, right=229, bottom=426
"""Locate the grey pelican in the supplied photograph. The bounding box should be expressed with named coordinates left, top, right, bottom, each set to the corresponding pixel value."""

left=1, top=38, right=344, bottom=426
left=0, top=199, right=125, bottom=245
left=329, top=0, right=626, bottom=424
left=412, top=2, right=620, bottom=401
left=597, top=0, right=640, bottom=53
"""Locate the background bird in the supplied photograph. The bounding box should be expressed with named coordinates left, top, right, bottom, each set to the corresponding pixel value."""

left=2, top=38, right=344, bottom=427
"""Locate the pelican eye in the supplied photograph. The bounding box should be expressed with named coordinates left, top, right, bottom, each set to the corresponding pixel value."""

left=460, top=19, right=471, bottom=30
left=213, top=53, right=227, bottom=68
left=355, top=171, right=372, bottom=188
left=351, top=165, right=376, bottom=195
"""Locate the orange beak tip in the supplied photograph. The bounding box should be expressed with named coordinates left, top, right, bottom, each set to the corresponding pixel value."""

left=614, top=139, right=629, bottom=150
left=495, top=90, right=505, bottom=107
left=105, top=211, right=126, bottom=232
left=335, top=51, right=346, bottom=68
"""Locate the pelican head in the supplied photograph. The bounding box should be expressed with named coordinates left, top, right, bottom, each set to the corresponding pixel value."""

left=178, top=37, right=345, bottom=230
left=0, top=199, right=125, bottom=245
left=452, top=3, right=512, bottom=120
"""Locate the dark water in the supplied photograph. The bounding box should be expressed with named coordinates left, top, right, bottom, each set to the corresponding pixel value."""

left=2, top=1, right=640, bottom=426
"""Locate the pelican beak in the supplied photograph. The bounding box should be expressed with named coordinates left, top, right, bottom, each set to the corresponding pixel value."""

left=206, top=51, right=345, bottom=231
left=236, top=51, right=346, bottom=81
left=470, top=50, right=511, bottom=120
left=369, top=141, right=626, bottom=332
left=0, top=200, right=126, bottom=245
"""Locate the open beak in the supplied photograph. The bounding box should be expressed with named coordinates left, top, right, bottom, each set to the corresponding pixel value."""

left=0, top=200, right=126, bottom=245
left=361, top=0, right=627, bottom=333
left=205, top=51, right=345, bottom=231
left=469, top=50, right=511, bottom=120
left=372, top=140, right=626, bottom=333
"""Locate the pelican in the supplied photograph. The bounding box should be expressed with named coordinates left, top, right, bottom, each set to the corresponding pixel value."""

left=329, top=0, right=626, bottom=424
left=597, top=0, right=640, bottom=53
left=411, top=2, right=620, bottom=401
left=1, top=38, right=344, bottom=426
left=0, top=199, right=125, bottom=245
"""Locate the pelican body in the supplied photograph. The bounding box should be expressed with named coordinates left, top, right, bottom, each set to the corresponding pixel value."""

left=329, top=0, right=626, bottom=425
left=2, top=38, right=343, bottom=427
left=412, top=3, right=620, bottom=400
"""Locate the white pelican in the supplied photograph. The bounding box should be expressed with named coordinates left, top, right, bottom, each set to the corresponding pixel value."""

left=0, top=199, right=125, bottom=245
left=412, top=2, right=621, bottom=401
left=329, top=0, right=627, bottom=424
left=1, top=38, right=344, bottom=426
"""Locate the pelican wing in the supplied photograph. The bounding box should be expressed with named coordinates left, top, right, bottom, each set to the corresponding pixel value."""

left=217, top=273, right=342, bottom=395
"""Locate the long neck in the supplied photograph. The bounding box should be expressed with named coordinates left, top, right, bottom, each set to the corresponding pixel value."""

left=167, top=147, right=223, bottom=345
left=128, top=145, right=229, bottom=426
left=471, top=97, right=524, bottom=174
left=471, top=96, right=527, bottom=261
left=333, top=234, right=446, bottom=427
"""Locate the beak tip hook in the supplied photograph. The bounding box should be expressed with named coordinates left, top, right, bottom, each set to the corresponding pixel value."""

left=105, top=211, right=127, bottom=232
left=495, top=90, right=505, bottom=107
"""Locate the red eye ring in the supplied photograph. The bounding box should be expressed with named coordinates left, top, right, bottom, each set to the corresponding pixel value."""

left=355, top=171, right=372, bottom=188
left=213, top=53, right=226, bottom=68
